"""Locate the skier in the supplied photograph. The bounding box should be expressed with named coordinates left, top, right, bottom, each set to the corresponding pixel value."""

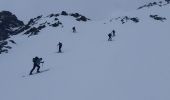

left=57, top=42, right=63, bottom=53
left=72, top=26, right=76, bottom=33
left=29, top=56, right=44, bottom=75
left=108, top=33, right=112, bottom=41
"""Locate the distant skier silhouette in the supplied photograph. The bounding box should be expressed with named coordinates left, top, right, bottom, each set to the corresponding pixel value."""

left=72, top=26, right=76, bottom=33
left=30, top=56, right=44, bottom=75
left=108, top=33, right=112, bottom=41
left=57, top=42, right=63, bottom=53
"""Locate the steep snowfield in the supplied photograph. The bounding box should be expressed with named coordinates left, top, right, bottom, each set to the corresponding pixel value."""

left=0, top=4, right=170, bottom=100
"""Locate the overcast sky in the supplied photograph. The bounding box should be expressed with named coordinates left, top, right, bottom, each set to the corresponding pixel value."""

left=0, top=0, right=158, bottom=21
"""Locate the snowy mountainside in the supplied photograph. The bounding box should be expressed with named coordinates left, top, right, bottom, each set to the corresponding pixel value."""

left=0, top=1, right=170, bottom=100
left=137, top=0, right=170, bottom=9
left=0, top=11, right=24, bottom=54
left=19, top=11, right=90, bottom=37
left=0, top=11, right=90, bottom=54
left=107, top=0, right=170, bottom=24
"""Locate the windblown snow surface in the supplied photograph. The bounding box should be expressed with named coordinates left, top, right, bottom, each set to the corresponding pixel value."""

left=0, top=4, right=170, bottom=100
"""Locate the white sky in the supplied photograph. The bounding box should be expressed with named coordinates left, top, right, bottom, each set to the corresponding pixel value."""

left=0, top=0, right=158, bottom=21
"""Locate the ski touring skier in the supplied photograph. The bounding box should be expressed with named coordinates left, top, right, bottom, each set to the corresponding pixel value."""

left=72, top=26, right=76, bottom=33
left=29, top=56, right=44, bottom=75
left=57, top=42, right=63, bottom=53
left=108, top=33, right=112, bottom=41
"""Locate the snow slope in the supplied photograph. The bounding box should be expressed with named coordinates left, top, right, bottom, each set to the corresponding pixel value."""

left=0, top=2, right=170, bottom=100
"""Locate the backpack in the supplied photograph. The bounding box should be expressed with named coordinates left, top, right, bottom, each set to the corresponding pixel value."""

left=33, top=57, right=38, bottom=63
left=58, top=42, right=62, bottom=47
left=108, top=33, right=112, bottom=37
left=33, top=58, right=36, bottom=62
left=112, top=30, right=115, bottom=33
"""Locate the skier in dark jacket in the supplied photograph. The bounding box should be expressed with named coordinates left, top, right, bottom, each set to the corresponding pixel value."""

left=57, top=42, right=63, bottom=53
left=108, top=33, right=112, bottom=41
left=29, top=56, right=44, bottom=75
left=72, top=26, right=76, bottom=33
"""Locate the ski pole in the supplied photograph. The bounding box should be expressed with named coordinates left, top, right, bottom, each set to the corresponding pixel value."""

left=42, top=62, right=44, bottom=67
